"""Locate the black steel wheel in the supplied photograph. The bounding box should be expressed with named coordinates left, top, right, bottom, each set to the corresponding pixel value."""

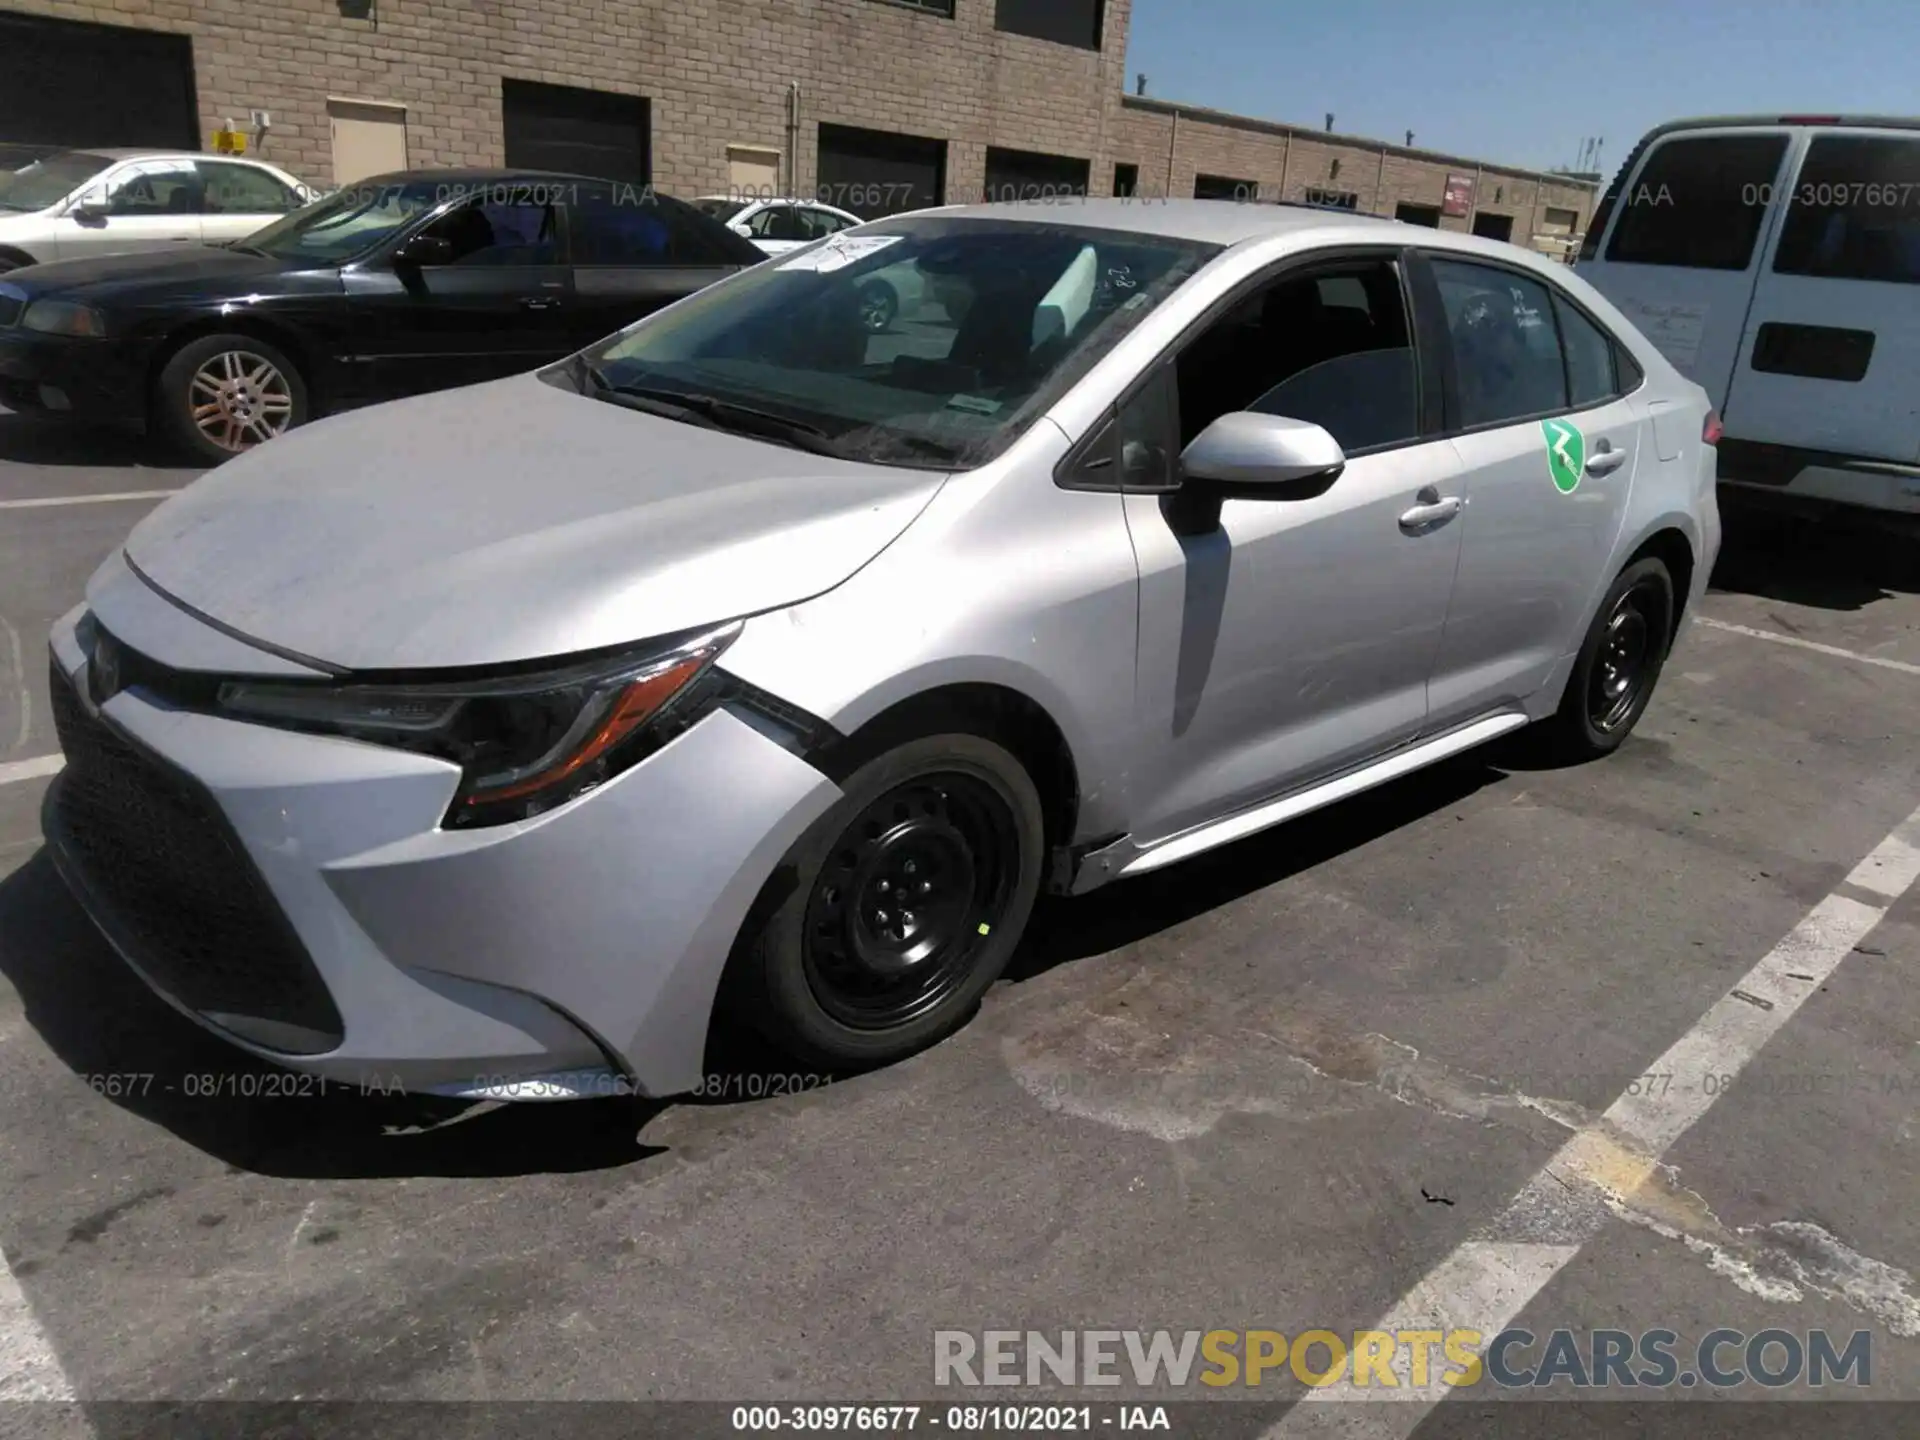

left=1587, top=575, right=1664, bottom=733
left=724, top=733, right=1044, bottom=1072
left=1547, top=555, right=1677, bottom=760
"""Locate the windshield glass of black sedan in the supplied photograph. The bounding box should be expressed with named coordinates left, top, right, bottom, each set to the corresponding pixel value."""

left=0, top=151, right=113, bottom=212
left=580, top=218, right=1218, bottom=467
left=240, top=181, right=445, bottom=263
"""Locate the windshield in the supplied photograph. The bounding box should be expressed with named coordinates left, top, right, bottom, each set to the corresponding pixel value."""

left=573, top=217, right=1218, bottom=468
left=238, top=180, right=445, bottom=263
left=0, top=151, right=113, bottom=213
left=694, top=198, right=749, bottom=223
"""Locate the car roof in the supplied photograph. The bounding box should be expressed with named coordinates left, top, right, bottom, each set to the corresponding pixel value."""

left=351, top=167, right=664, bottom=188
left=694, top=195, right=845, bottom=207
left=1632, top=113, right=1920, bottom=141
left=896, top=197, right=1508, bottom=250
left=85, top=147, right=278, bottom=163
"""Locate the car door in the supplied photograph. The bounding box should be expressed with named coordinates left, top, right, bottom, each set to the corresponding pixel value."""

left=1419, top=254, right=1642, bottom=727
left=195, top=159, right=303, bottom=246
left=1114, top=252, right=1468, bottom=842
left=54, top=158, right=206, bottom=259
left=562, top=183, right=749, bottom=348
left=1720, top=129, right=1920, bottom=466
left=340, top=189, right=574, bottom=400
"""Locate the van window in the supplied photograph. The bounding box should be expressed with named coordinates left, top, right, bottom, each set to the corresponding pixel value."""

left=1604, top=134, right=1789, bottom=270
left=1773, top=135, right=1920, bottom=285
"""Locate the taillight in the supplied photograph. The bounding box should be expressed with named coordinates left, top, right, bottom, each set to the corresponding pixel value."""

left=1702, top=410, right=1724, bottom=445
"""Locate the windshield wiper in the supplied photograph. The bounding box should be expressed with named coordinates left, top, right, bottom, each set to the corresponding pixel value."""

left=599, top=382, right=847, bottom=458
left=224, top=243, right=268, bottom=257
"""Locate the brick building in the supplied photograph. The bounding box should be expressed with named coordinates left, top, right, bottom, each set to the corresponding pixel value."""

left=0, top=0, right=1594, bottom=252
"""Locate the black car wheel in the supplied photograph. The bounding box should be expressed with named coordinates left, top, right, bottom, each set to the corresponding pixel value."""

left=1545, top=556, right=1676, bottom=760
left=725, top=733, right=1044, bottom=1072
left=857, top=279, right=899, bottom=334
left=156, top=332, right=310, bottom=464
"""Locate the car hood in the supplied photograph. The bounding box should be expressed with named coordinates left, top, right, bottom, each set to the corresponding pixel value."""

left=120, top=373, right=950, bottom=671
left=1, top=245, right=300, bottom=301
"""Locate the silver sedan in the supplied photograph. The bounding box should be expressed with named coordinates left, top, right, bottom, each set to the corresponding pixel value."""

left=43, top=200, right=1721, bottom=1100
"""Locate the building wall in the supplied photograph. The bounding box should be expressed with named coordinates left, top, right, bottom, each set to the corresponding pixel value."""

left=4, top=0, right=1591, bottom=240
left=1111, top=97, right=1595, bottom=252
left=2, top=0, right=1130, bottom=200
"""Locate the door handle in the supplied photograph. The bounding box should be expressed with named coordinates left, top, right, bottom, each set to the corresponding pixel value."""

left=520, top=296, right=561, bottom=311
left=1399, top=488, right=1464, bottom=532
left=1585, top=444, right=1628, bottom=476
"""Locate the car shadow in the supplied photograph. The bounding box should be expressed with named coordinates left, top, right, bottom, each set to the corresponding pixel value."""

left=1709, top=497, right=1920, bottom=612
left=1008, top=750, right=1510, bottom=981
left=0, top=851, right=664, bottom=1179
left=0, top=409, right=194, bottom=470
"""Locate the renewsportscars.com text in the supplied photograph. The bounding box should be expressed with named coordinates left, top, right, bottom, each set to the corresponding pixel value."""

left=933, top=1328, right=1874, bottom=1390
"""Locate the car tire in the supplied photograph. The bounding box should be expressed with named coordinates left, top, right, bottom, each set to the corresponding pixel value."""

left=156, top=332, right=310, bottom=465
left=1544, top=556, right=1676, bottom=761
left=857, top=279, right=899, bottom=334
left=726, top=732, right=1045, bottom=1073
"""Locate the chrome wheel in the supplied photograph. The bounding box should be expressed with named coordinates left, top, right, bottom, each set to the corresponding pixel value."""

left=1587, top=578, right=1665, bottom=733
left=189, top=349, right=295, bottom=453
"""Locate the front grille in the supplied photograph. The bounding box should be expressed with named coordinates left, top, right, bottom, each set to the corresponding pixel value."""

left=47, top=658, right=345, bottom=1052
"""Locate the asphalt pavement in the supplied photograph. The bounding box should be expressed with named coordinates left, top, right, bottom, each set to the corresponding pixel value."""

left=0, top=404, right=1916, bottom=1437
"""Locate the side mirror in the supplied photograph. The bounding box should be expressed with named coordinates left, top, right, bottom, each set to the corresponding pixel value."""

left=393, top=233, right=454, bottom=268
left=729, top=221, right=754, bottom=238
left=69, top=199, right=109, bottom=225
left=1180, top=412, right=1346, bottom=492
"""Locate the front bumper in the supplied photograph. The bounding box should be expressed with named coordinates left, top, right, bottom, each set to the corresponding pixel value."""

left=43, top=603, right=843, bottom=1098
left=0, top=328, right=149, bottom=426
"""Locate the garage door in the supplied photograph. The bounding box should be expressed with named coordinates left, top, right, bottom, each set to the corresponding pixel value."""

left=0, top=12, right=197, bottom=149
left=984, top=147, right=1090, bottom=204
left=501, top=79, right=650, bottom=185
left=816, top=124, right=946, bottom=219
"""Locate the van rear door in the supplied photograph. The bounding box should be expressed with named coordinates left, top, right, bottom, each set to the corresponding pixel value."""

left=1577, top=128, right=1792, bottom=408
left=1723, top=129, right=1920, bottom=465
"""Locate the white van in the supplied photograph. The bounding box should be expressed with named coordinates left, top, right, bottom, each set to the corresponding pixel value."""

left=1577, top=114, right=1920, bottom=518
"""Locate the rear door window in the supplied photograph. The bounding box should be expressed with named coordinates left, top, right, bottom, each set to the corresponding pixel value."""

left=1429, top=258, right=1568, bottom=428
left=1772, top=134, right=1920, bottom=284
left=568, top=188, right=758, bottom=266
left=1604, top=133, right=1789, bottom=270
left=1555, top=294, right=1623, bottom=407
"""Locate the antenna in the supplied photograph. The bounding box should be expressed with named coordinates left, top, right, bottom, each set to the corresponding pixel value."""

left=1325, top=113, right=1335, bottom=132
left=1405, top=130, right=1414, bottom=147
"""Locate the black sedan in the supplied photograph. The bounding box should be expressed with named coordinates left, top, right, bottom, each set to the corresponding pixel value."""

left=0, top=168, right=767, bottom=462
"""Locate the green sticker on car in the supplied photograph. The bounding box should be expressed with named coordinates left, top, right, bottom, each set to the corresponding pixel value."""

left=1543, top=418, right=1585, bottom=494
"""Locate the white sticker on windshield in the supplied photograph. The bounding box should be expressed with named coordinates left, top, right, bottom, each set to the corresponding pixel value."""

left=947, top=394, right=1002, bottom=416
left=777, top=234, right=905, bottom=273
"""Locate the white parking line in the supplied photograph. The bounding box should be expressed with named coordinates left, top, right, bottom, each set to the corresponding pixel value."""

left=0, top=754, right=61, bottom=787
left=1268, top=797, right=1920, bottom=1434
left=0, top=489, right=180, bottom=511
left=1698, top=616, right=1920, bottom=677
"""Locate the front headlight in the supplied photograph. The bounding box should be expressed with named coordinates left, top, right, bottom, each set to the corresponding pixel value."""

left=21, top=300, right=108, bottom=338
left=214, top=622, right=741, bottom=828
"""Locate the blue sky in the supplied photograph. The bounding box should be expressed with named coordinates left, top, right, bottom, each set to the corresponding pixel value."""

left=1125, top=0, right=1899, bottom=174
